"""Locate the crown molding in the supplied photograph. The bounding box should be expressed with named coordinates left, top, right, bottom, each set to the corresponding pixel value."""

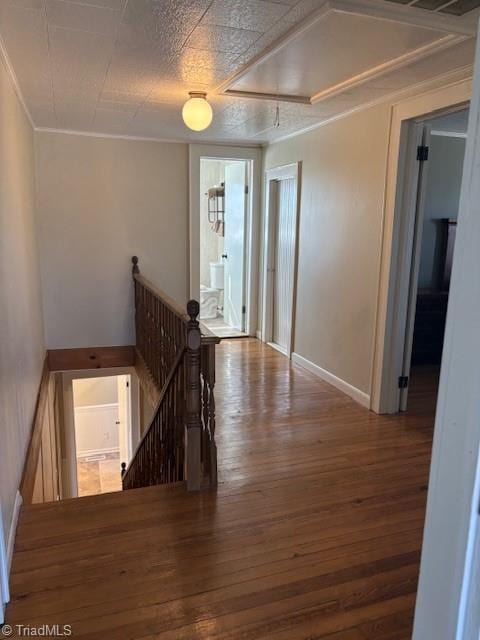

left=34, top=126, right=262, bottom=148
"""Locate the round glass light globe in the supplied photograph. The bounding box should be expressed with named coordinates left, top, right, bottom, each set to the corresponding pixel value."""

left=182, top=95, right=213, bottom=131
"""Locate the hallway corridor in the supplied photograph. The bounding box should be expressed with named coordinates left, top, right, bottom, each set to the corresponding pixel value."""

left=6, top=339, right=434, bottom=639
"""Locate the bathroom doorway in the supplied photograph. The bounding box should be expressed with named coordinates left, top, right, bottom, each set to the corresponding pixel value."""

left=199, top=157, right=250, bottom=338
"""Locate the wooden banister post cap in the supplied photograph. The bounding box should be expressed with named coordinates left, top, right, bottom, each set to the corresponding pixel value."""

left=131, top=256, right=139, bottom=274
left=187, top=299, right=200, bottom=321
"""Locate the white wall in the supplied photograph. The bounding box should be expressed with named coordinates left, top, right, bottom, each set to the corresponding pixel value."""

left=34, top=131, right=189, bottom=349
left=73, top=376, right=118, bottom=407
left=263, top=104, right=391, bottom=395
left=0, top=58, right=45, bottom=546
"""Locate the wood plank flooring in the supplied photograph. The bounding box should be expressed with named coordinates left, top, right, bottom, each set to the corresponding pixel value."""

left=6, top=340, right=436, bottom=639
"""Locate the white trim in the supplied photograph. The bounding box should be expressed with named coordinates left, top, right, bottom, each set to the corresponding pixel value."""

left=431, top=129, right=468, bottom=138
left=7, top=491, right=22, bottom=575
left=188, top=144, right=262, bottom=337
left=35, top=126, right=262, bottom=148
left=0, top=34, right=34, bottom=129
left=74, top=402, right=119, bottom=412
left=292, top=352, right=371, bottom=409
left=412, top=30, right=480, bottom=638
left=268, top=67, right=473, bottom=146
left=261, top=162, right=301, bottom=359
left=0, top=512, right=8, bottom=624
left=255, top=330, right=262, bottom=341
left=309, top=35, right=465, bottom=105
left=0, top=493, right=19, bottom=622
left=371, top=78, right=471, bottom=413
left=267, top=341, right=289, bottom=357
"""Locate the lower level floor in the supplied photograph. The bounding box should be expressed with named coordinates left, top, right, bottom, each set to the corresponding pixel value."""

left=7, top=339, right=435, bottom=639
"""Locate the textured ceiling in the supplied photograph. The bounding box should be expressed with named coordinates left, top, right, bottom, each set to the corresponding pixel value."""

left=0, top=0, right=477, bottom=144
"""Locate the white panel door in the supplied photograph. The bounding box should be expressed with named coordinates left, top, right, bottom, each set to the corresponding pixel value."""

left=117, top=375, right=132, bottom=466
left=400, top=124, right=431, bottom=411
left=223, top=162, right=247, bottom=330
left=272, top=177, right=297, bottom=353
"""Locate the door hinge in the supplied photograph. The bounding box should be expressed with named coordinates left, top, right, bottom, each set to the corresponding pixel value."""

left=417, top=145, right=429, bottom=162
left=398, top=375, right=409, bottom=389
left=245, top=185, right=249, bottom=195
left=242, top=305, right=246, bottom=314
left=126, top=381, right=129, bottom=387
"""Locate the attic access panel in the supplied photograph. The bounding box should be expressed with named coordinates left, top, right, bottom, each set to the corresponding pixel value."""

left=227, top=9, right=450, bottom=101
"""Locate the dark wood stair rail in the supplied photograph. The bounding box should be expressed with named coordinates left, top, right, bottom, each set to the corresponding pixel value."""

left=122, top=256, right=220, bottom=491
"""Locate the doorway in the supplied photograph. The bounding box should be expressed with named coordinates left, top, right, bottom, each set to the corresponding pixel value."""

left=67, top=374, right=134, bottom=497
left=199, top=157, right=250, bottom=338
left=262, top=163, right=301, bottom=357
left=386, top=107, right=468, bottom=413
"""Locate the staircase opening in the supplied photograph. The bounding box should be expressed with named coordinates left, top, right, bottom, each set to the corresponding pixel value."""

left=60, top=367, right=141, bottom=499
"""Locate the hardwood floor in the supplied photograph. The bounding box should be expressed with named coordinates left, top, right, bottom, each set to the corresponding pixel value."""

left=7, top=339, right=435, bottom=639
left=76, top=452, right=122, bottom=497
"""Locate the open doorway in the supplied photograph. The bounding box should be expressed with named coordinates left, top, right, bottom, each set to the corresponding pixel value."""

left=261, top=163, right=301, bottom=358
left=199, top=157, right=250, bottom=338
left=389, top=107, right=468, bottom=413
left=72, top=374, right=132, bottom=497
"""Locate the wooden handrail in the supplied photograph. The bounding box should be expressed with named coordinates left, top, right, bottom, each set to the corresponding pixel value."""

left=132, top=258, right=188, bottom=322
left=126, top=256, right=219, bottom=491
left=123, top=346, right=185, bottom=479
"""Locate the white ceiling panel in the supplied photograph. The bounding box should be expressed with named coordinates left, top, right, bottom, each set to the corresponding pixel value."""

left=229, top=10, right=452, bottom=98
left=0, top=0, right=475, bottom=142
left=45, top=0, right=122, bottom=35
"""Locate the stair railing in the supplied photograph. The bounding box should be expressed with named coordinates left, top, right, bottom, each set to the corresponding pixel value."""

left=122, top=256, right=220, bottom=491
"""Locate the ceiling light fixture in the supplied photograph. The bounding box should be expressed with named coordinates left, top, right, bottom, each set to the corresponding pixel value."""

left=182, top=91, right=213, bottom=131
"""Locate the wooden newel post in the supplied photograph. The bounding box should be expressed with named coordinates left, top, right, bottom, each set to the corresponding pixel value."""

left=185, top=299, right=202, bottom=491
left=131, top=255, right=140, bottom=275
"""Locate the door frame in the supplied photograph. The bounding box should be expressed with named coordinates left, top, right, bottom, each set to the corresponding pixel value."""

left=0, top=504, right=9, bottom=623
left=412, top=33, right=480, bottom=637
left=370, top=78, right=471, bottom=414
left=261, top=162, right=301, bottom=358
left=61, top=367, right=139, bottom=499
left=189, top=144, right=262, bottom=337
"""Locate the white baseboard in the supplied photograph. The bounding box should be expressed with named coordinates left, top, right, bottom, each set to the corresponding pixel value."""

left=256, top=330, right=262, bottom=341
left=292, top=352, right=371, bottom=409
left=0, top=506, right=9, bottom=622
left=1, top=490, right=22, bottom=621
left=7, top=491, right=22, bottom=574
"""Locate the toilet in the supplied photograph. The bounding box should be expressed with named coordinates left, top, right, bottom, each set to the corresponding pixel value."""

left=200, top=262, right=224, bottom=320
